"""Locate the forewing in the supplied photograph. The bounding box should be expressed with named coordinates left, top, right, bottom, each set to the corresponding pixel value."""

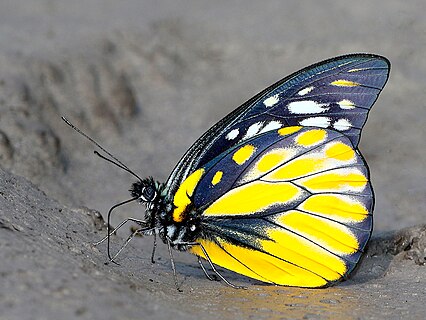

left=166, top=54, right=389, bottom=197
left=189, top=127, right=373, bottom=287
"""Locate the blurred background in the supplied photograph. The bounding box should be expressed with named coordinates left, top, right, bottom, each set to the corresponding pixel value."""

left=0, top=0, right=425, bottom=234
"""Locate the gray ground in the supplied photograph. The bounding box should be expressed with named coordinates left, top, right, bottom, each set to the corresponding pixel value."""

left=0, top=1, right=425, bottom=319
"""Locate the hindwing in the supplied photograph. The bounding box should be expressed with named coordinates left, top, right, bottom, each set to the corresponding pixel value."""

left=186, top=127, right=373, bottom=287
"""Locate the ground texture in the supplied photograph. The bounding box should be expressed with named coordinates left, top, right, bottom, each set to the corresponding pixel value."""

left=0, top=1, right=425, bottom=319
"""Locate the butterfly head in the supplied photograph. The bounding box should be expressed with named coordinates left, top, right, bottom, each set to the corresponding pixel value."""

left=131, top=177, right=156, bottom=202
left=129, top=177, right=169, bottom=234
left=130, top=177, right=202, bottom=250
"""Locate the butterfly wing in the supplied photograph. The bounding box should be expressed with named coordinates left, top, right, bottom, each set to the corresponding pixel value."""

left=187, top=126, right=373, bottom=287
left=166, top=54, right=389, bottom=198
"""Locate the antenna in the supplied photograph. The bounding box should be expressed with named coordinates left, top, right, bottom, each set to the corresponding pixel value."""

left=61, top=116, right=143, bottom=181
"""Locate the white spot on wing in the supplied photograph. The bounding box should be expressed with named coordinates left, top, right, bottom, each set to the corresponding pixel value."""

left=348, top=68, right=367, bottom=73
left=299, top=117, right=331, bottom=128
left=259, top=121, right=282, bottom=134
left=263, top=94, right=279, bottom=107
left=338, top=99, right=356, bottom=110
left=288, top=100, right=329, bottom=114
left=333, top=118, right=352, bottom=131
left=297, top=86, right=314, bottom=96
left=226, top=128, right=239, bottom=140
left=243, top=122, right=263, bottom=140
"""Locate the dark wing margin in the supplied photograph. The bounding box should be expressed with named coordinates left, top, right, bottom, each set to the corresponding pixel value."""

left=166, top=54, right=389, bottom=198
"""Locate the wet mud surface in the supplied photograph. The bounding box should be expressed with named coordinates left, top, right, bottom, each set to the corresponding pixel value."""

left=0, top=1, right=425, bottom=319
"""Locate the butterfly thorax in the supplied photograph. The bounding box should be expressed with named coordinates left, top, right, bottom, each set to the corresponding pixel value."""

left=130, top=177, right=202, bottom=251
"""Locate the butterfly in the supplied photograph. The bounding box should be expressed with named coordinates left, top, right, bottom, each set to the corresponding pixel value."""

left=67, top=53, right=390, bottom=288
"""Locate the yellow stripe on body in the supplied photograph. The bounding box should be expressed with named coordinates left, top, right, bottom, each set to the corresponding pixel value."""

left=189, top=238, right=333, bottom=287
left=204, top=181, right=304, bottom=216
left=299, top=194, right=369, bottom=223
left=295, top=168, right=368, bottom=193
left=275, top=210, right=359, bottom=255
left=172, top=168, right=205, bottom=222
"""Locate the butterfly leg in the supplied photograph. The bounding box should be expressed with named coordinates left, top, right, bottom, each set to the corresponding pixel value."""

left=192, top=242, right=247, bottom=289
left=108, top=226, right=152, bottom=263
left=166, top=240, right=246, bottom=290
left=93, top=217, right=147, bottom=246
left=197, top=257, right=216, bottom=281
left=166, top=239, right=183, bottom=292
left=93, top=217, right=149, bottom=264
left=150, top=231, right=157, bottom=264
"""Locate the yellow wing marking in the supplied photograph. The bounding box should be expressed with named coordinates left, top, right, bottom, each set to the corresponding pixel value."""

left=278, top=126, right=302, bottom=136
left=257, top=149, right=291, bottom=172
left=263, top=228, right=346, bottom=281
left=211, top=170, right=223, bottom=186
left=298, top=194, right=369, bottom=223
left=330, top=79, right=360, bottom=87
left=189, top=239, right=273, bottom=284
left=264, top=141, right=356, bottom=181
left=264, top=156, right=323, bottom=181
left=295, top=129, right=327, bottom=147
left=240, top=147, right=298, bottom=183
left=347, top=68, right=367, bottom=73
left=189, top=238, right=335, bottom=287
left=274, top=210, right=359, bottom=255
left=204, top=181, right=304, bottom=216
left=325, top=141, right=356, bottom=161
left=233, top=144, right=256, bottom=165
left=172, top=168, right=205, bottom=222
left=294, top=167, right=368, bottom=193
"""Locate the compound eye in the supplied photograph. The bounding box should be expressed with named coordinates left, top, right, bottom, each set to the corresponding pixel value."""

left=140, top=186, right=156, bottom=202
